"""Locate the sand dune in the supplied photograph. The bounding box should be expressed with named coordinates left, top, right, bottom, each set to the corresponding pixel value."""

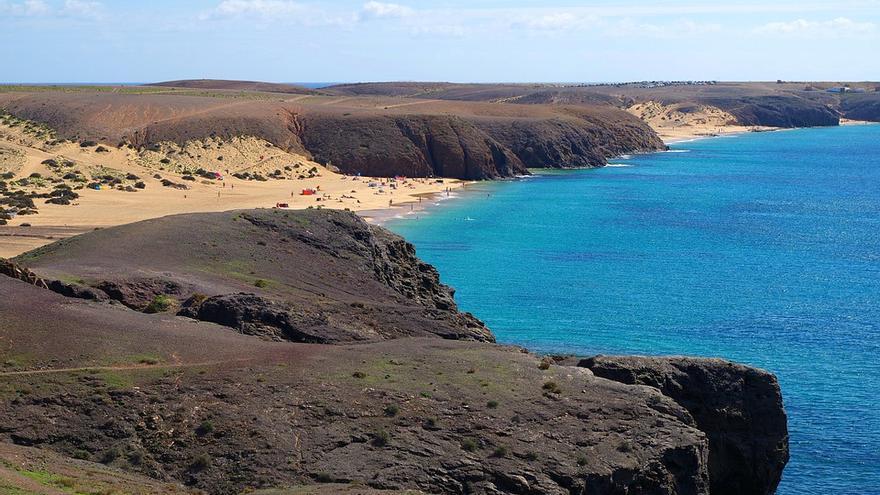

left=627, top=101, right=777, bottom=143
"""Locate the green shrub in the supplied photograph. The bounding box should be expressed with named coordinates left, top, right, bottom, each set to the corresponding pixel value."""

left=100, top=446, right=121, bottom=464
left=492, top=446, right=508, bottom=458
left=189, top=454, right=211, bottom=472
left=486, top=400, right=499, bottom=409
left=253, top=279, right=269, bottom=288
left=542, top=381, right=562, bottom=394
left=461, top=438, right=478, bottom=452
left=196, top=420, right=214, bottom=437
left=144, top=294, right=176, bottom=313
left=371, top=429, right=390, bottom=447
left=383, top=404, right=399, bottom=417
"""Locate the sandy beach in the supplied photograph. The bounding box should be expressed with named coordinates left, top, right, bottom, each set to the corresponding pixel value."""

left=0, top=122, right=467, bottom=257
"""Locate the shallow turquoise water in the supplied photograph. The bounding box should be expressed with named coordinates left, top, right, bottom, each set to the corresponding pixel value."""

left=388, top=125, right=880, bottom=495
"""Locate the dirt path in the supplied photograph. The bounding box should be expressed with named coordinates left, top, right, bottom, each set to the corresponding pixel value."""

left=382, top=99, right=441, bottom=109
left=0, top=359, right=254, bottom=377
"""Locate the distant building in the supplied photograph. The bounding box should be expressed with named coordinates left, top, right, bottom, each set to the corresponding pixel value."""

left=826, top=87, right=850, bottom=93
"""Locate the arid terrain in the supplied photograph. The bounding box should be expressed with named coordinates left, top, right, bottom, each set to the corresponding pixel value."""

left=3, top=80, right=877, bottom=258
left=1, top=209, right=788, bottom=495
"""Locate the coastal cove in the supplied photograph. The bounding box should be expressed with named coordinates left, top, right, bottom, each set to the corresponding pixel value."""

left=387, top=125, right=880, bottom=495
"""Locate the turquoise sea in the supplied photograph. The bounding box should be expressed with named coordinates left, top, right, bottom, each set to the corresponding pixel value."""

left=388, top=125, right=880, bottom=495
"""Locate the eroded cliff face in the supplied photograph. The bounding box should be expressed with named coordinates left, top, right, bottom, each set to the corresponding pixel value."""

left=299, top=114, right=527, bottom=179
left=711, top=96, right=839, bottom=128
left=840, top=93, right=880, bottom=122
left=473, top=114, right=665, bottom=169
left=580, top=356, right=789, bottom=495
left=1, top=209, right=791, bottom=495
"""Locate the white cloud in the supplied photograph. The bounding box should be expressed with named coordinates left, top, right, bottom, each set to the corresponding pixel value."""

left=613, top=18, right=722, bottom=38
left=0, top=0, right=51, bottom=16
left=523, top=13, right=582, bottom=31
left=361, top=1, right=413, bottom=19
left=0, top=0, right=103, bottom=17
left=212, top=0, right=306, bottom=17
left=201, top=0, right=355, bottom=26
left=62, top=0, right=102, bottom=18
left=755, top=17, right=877, bottom=37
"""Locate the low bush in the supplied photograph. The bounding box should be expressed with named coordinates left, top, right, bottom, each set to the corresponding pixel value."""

left=189, top=454, right=211, bottom=472
left=144, top=294, right=176, bottom=313
left=371, top=429, right=390, bottom=447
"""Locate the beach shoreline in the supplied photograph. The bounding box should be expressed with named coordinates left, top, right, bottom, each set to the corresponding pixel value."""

left=0, top=120, right=470, bottom=257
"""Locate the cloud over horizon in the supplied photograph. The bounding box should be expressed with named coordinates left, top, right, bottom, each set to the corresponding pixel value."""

left=2, top=0, right=879, bottom=82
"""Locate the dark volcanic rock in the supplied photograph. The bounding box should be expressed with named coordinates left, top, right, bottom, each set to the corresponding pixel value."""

left=46, top=279, right=108, bottom=301
left=473, top=111, right=665, bottom=169
left=300, top=113, right=527, bottom=179
left=180, top=292, right=357, bottom=343
left=580, top=355, right=789, bottom=495
left=840, top=93, right=880, bottom=122
left=707, top=95, right=839, bottom=128
left=15, top=209, right=493, bottom=344
left=1, top=276, right=711, bottom=495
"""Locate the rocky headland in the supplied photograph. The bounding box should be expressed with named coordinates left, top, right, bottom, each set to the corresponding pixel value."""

left=0, top=209, right=789, bottom=494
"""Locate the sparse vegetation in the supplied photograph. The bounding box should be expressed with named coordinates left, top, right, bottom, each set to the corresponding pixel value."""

left=461, top=438, right=478, bottom=452
left=189, top=454, right=212, bottom=472
left=383, top=404, right=399, bottom=417
left=542, top=381, right=562, bottom=394
left=144, top=294, right=176, bottom=313
left=196, top=420, right=215, bottom=437
left=371, top=429, right=390, bottom=447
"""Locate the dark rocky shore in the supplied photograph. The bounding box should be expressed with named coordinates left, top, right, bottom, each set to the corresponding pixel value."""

left=0, top=209, right=788, bottom=494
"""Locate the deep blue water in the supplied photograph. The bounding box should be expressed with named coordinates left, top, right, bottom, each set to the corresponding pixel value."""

left=388, top=125, right=880, bottom=495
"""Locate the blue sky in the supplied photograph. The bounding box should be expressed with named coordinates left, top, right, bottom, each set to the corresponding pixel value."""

left=2, top=0, right=879, bottom=83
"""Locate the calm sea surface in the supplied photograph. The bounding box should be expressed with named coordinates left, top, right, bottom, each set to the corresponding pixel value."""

left=388, top=125, right=880, bottom=495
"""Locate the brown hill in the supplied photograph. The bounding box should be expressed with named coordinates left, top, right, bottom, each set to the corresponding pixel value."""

left=15, top=208, right=491, bottom=343
left=327, top=81, right=880, bottom=127
left=150, top=79, right=317, bottom=95
left=0, top=88, right=665, bottom=179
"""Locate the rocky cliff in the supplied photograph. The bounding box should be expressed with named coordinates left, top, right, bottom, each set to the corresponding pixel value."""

left=0, top=90, right=665, bottom=180
left=1, top=209, right=790, bottom=494
left=581, top=356, right=789, bottom=495
left=15, top=209, right=492, bottom=343
left=839, top=93, right=880, bottom=122
left=299, top=113, right=527, bottom=179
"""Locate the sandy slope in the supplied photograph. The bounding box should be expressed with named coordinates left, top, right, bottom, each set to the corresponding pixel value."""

left=628, top=101, right=778, bottom=143
left=0, top=122, right=465, bottom=257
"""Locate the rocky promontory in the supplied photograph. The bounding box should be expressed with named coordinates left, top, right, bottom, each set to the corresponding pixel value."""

left=581, top=356, right=789, bottom=495
left=0, top=209, right=789, bottom=494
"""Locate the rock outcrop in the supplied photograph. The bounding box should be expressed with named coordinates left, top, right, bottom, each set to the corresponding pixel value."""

left=1, top=276, right=712, bottom=495
left=840, top=93, right=880, bottom=122
left=580, top=355, right=789, bottom=495
left=300, top=114, right=528, bottom=179
left=16, top=209, right=493, bottom=344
